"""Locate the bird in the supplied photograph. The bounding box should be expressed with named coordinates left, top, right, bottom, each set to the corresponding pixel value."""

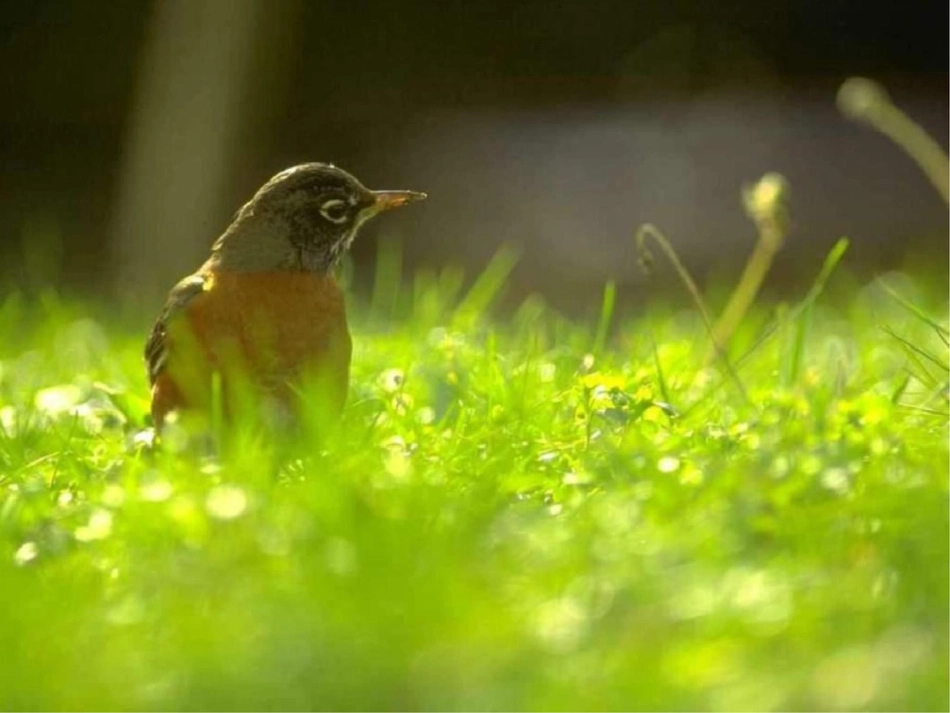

left=144, top=163, right=426, bottom=431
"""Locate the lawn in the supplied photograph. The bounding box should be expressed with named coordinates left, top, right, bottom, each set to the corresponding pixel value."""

left=0, top=238, right=946, bottom=710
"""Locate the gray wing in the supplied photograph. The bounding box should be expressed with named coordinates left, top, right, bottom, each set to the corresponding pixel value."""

left=144, top=273, right=208, bottom=385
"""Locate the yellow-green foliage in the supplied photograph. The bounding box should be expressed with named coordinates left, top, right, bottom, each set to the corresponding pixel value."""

left=0, top=262, right=946, bottom=710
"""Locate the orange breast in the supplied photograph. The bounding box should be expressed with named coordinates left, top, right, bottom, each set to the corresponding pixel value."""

left=153, top=269, right=351, bottom=426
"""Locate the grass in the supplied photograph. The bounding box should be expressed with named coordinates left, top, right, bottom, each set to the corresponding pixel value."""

left=0, top=243, right=947, bottom=710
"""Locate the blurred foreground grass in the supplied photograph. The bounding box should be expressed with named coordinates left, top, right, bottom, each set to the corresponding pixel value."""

left=0, top=257, right=947, bottom=711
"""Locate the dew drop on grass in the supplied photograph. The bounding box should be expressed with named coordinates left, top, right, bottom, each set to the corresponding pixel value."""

left=562, top=471, right=592, bottom=486
left=770, top=455, right=791, bottom=478
left=820, top=468, right=850, bottom=495
left=657, top=456, right=681, bottom=473
left=132, top=428, right=156, bottom=449
left=205, top=485, right=248, bottom=520
left=75, top=509, right=114, bottom=542
left=33, top=384, right=82, bottom=415
left=531, top=597, right=589, bottom=652
left=200, top=460, right=222, bottom=476
left=0, top=405, right=16, bottom=434
left=730, top=569, right=792, bottom=629
left=14, top=541, right=38, bottom=565
left=140, top=480, right=173, bottom=502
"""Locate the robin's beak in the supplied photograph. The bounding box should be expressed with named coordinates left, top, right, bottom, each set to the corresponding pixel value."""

left=370, top=190, right=427, bottom=214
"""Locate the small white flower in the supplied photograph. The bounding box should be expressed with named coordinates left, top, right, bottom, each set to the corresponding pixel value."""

left=205, top=485, right=248, bottom=520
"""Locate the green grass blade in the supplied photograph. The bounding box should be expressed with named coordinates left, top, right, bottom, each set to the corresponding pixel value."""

left=452, top=245, right=520, bottom=328
left=592, top=280, right=616, bottom=355
left=877, top=279, right=950, bottom=345
left=881, top=325, right=949, bottom=380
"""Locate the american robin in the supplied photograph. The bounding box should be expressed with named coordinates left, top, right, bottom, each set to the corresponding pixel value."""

left=145, top=163, right=425, bottom=430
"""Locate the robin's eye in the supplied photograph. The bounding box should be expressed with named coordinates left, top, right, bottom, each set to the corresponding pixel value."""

left=319, top=198, right=349, bottom=224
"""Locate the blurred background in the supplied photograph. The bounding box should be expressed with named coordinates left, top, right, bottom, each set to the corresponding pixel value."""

left=0, top=0, right=946, bottom=314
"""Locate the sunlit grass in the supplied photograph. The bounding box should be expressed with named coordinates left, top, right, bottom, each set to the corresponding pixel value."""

left=0, top=251, right=947, bottom=710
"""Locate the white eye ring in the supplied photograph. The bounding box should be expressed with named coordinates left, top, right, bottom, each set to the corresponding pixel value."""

left=319, top=198, right=349, bottom=224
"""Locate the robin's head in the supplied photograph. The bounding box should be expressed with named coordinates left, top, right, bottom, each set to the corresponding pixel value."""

left=211, top=163, right=425, bottom=272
